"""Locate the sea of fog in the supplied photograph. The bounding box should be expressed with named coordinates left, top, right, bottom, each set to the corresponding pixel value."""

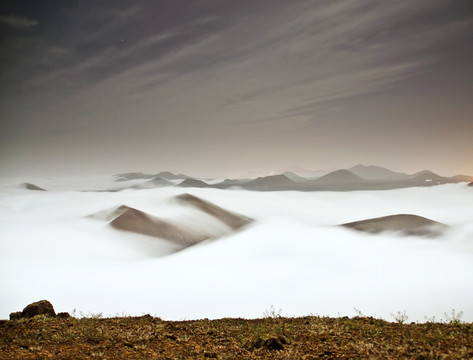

left=0, top=176, right=472, bottom=322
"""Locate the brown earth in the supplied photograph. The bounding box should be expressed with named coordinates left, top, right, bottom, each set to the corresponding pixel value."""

left=110, top=207, right=209, bottom=248
left=1, top=315, right=472, bottom=359
left=91, top=194, right=253, bottom=251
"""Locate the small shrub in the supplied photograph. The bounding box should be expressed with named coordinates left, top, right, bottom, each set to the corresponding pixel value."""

left=263, top=305, right=282, bottom=319
left=353, top=308, right=366, bottom=317
left=390, top=310, right=408, bottom=324
left=443, top=309, right=463, bottom=324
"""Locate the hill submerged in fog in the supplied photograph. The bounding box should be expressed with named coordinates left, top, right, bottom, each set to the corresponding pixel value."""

left=88, top=193, right=253, bottom=252
left=110, top=165, right=473, bottom=192
left=348, top=164, right=409, bottom=180
left=238, top=174, right=296, bottom=190
left=313, top=169, right=363, bottom=184
left=342, top=214, right=446, bottom=237
left=20, top=183, right=46, bottom=191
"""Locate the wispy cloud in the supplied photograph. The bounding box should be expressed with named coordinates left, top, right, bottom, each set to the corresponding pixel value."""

left=0, top=15, right=38, bottom=29
left=1, top=1, right=472, bottom=176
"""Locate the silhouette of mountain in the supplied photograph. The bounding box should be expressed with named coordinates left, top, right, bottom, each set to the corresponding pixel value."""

left=126, top=177, right=173, bottom=190
left=155, top=171, right=189, bottom=180
left=218, top=178, right=251, bottom=186
left=349, top=164, right=409, bottom=180
left=21, top=183, right=46, bottom=191
left=277, top=167, right=334, bottom=178
left=409, top=170, right=446, bottom=184
left=241, top=174, right=296, bottom=190
left=342, top=214, right=446, bottom=237
left=175, top=193, right=253, bottom=230
left=110, top=207, right=208, bottom=248
left=314, top=169, right=363, bottom=184
left=113, top=166, right=473, bottom=192
left=88, top=205, right=134, bottom=221
left=282, top=171, right=308, bottom=182
left=447, top=175, right=473, bottom=183
left=143, top=177, right=173, bottom=187
left=178, top=178, right=210, bottom=188
left=89, top=194, right=254, bottom=252
left=115, top=172, right=155, bottom=182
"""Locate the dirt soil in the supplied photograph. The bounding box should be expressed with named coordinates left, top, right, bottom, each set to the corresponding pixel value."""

left=1, top=315, right=472, bottom=359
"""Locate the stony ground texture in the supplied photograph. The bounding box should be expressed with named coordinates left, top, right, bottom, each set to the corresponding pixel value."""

left=1, top=315, right=472, bottom=359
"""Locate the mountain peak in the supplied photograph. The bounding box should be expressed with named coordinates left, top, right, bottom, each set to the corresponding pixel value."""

left=349, top=164, right=408, bottom=180
left=315, top=169, right=363, bottom=183
left=178, top=178, right=209, bottom=188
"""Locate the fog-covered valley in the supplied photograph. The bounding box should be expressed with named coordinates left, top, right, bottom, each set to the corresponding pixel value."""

left=1, top=175, right=472, bottom=322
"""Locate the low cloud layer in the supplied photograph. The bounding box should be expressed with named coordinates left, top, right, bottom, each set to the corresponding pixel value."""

left=0, top=178, right=472, bottom=321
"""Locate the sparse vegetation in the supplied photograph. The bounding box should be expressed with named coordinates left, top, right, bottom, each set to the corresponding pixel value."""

left=1, top=312, right=472, bottom=359
left=443, top=309, right=464, bottom=325
left=263, top=305, right=283, bottom=319
left=390, top=310, right=409, bottom=324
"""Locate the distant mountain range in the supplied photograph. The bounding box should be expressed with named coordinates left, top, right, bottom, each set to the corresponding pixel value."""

left=348, top=164, right=409, bottom=180
left=115, top=171, right=190, bottom=182
left=110, top=166, right=473, bottom=192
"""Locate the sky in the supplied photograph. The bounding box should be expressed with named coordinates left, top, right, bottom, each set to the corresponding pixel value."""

left=1, top=0, right=473, bottom=178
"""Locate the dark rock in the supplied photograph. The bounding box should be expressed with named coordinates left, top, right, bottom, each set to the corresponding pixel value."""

left=204, top=352, right=217, bottom=358
left=262, top=337, right=285, bottom=350
left=469, top=182, right=473, bottom=187
left=9, top=312, right=23, bottom=320
left=57, top=312, right=71, bottom=319
left=22, top=300, right=56, bottom=318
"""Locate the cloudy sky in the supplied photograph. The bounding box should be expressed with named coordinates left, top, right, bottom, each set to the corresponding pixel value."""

left=1, top=0, right=472, bottom=178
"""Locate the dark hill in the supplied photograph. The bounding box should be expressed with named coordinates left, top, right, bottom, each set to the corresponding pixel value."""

left=143, top=177, right=172, bottom=187
left=178, top=178, right=210, bottom=188
left=88, top=205, right=133, bottom=222
left=342, top=214, right=446, bottom=237
left=21, top=183, right=46, bottom=191
left=175, top=193, right=253, bottom=230
left=110, top=207, right=208, bottom=248
left=214, top=179, right=252, bottom=189
left=448, top=175, right=473, bottom=183
left=156, top=171, right=189, bottom=180
left=114, top=172, right=154, bottom=181
left=349, top=164, right=408, bottom=180
left=282, top=171, right=307, bottom=182
left=314, top=169, right=363, bottom=184
left=242, top=174, right=296, bottom=190
left=410, top=170, right=445, bottom=183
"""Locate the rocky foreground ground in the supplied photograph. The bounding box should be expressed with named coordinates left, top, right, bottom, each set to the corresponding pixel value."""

left=1, top=313, right=472, bottom=359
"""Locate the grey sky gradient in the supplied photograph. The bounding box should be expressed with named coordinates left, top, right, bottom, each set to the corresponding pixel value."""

left=1, top=1, right=472, bottom=178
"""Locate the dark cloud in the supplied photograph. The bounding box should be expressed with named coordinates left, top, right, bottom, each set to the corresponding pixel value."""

left=0, top=0, right=472, bottom=177
left=0, top=14, right=38, bottom=28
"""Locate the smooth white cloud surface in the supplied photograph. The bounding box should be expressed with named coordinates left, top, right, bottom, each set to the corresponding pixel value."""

left=0, top=178, right=472, bottom=321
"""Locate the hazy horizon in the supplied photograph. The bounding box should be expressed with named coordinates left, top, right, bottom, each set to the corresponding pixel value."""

left=1, top=1, right=473, bottom=178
